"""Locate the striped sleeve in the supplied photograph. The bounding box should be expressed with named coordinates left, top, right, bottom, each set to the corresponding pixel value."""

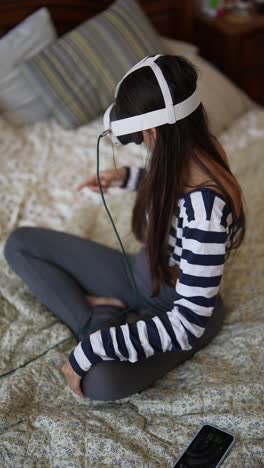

left=68, top=194, right=231, bottom=377
left=120, top=166, right=145, bottom=191
left=171, top=218, right=227, bottom=348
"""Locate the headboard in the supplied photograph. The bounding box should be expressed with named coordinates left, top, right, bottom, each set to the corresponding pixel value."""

left=0, top=0, right=194, bottom=41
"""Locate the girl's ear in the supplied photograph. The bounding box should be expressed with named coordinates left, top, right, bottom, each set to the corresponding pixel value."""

left=143, top=128, right=157, bottom=150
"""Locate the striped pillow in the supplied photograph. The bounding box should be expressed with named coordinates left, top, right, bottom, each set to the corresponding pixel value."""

left=21, top=0, right=166, bottom=129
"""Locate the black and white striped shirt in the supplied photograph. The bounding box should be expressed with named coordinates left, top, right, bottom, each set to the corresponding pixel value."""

left=69, top=166, right=235, bottom=377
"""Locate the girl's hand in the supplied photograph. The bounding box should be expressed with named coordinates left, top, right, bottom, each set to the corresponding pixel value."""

left=76, top=167, right=126, bottom=193
left=62, top=360, right=85, bottom=398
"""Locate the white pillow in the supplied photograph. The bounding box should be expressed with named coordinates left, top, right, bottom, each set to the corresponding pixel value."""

left=161, top=36, right=254, bottom=135
left=161, top=36, right=199, bottom=57
left=193, top=54, right=254, bottom=135
left=0, top=8, right=57, bottom=126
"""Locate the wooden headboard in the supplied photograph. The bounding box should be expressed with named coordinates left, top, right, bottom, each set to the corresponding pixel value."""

left=0, top=0, right=194, bottom=42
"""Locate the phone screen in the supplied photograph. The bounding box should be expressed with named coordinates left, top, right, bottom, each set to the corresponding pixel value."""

left=173, top=424, right=234, bottom=468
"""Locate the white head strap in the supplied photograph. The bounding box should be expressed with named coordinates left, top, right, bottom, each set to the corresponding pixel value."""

left=103, top=54, right=200, bottom=144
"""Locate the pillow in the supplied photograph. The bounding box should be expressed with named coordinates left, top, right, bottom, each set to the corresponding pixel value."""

left=161, top=36, right=199, bottom=57
left=192, top=54, right=255, bottom=135
left=21, top=0, right=166, bottom=129
left=161, top=36, right=254, bottom=135
left=0, top=8, right=57, bottom=126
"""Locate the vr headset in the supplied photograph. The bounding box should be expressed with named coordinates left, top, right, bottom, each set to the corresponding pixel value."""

left=103, top=54, right=201, bottom=146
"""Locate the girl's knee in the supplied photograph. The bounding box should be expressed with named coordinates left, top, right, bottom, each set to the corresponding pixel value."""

left=4, top=226, right=35, bottom=262
left=81, top=361, right=132, bottom=401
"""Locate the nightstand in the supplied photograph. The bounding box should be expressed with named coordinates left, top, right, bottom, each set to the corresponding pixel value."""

left=193, top=11, right=264, bottom=105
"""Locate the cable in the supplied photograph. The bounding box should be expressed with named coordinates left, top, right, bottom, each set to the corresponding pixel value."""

left=96, top=132, right=140, bottom=313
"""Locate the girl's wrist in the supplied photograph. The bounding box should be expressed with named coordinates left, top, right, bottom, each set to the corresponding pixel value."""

left=118, top=167, right=127, bottom=181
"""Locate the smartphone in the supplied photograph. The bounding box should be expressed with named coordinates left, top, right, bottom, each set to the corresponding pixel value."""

left=173, top=423, right=235, bottom=467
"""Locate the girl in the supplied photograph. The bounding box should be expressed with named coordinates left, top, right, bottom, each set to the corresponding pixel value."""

left=4, top=55, right=245, bottom=401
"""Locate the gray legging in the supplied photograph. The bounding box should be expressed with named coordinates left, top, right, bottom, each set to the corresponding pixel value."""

left=4, top=226, right=225, bottom=401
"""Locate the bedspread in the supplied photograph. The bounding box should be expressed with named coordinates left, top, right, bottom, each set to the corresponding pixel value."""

left=0, top=108, right=263, bottom=467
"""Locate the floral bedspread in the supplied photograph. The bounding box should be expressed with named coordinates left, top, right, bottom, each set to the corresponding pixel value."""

left=0, top=108, right=263, bottom=467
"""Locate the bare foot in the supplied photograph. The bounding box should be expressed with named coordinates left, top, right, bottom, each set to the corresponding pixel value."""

left=85, top=295, right=127, bottom=309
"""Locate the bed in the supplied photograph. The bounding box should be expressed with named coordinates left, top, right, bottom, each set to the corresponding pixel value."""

left=0, top=1, right=263, bottom=466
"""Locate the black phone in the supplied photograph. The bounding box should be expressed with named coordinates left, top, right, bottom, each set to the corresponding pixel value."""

left=173, top=423, right=235, bottom=468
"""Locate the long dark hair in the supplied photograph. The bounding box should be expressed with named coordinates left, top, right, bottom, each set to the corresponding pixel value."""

left=114, top=55, right=246, bottom=296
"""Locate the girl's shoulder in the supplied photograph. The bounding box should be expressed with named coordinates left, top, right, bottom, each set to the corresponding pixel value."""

left=176, top=187, right=233, bottom=228
left=180, top=138, right=242, bottom=221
